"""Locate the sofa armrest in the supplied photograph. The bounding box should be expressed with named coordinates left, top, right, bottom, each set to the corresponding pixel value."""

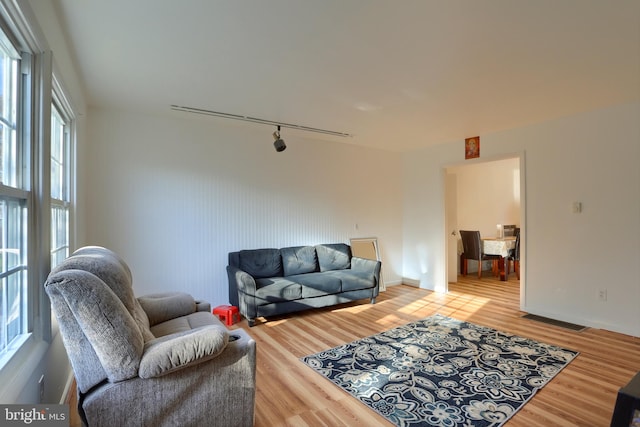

left=227, top=266, right=258, bottom=321
left=139, top=324, right=229, bottom=378
left=351, top=256, right=382, bottom=296
left=227, top=266, right=257, bottom=298
left=137, top=292, right=197, bottom=326
left=351, top=256, right=381, bottom=275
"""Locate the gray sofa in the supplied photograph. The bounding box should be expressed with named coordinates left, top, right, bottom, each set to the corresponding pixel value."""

left=45, top=246, right=256, bottom=427
left=227, top=243, right=381, bottom=326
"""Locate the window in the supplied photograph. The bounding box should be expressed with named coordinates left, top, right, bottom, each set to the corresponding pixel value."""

left=51, top=101, right=70, bottom=267
left=0, top=30, right=28, bottom=360
left=0, top=1, right=76, bottom=397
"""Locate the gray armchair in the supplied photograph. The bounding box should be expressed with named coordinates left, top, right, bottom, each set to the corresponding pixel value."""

left=45, top=246, right=256, bottom=427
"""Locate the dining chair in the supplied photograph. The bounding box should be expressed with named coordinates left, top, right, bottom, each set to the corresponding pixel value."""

left=507, top=229, right=521, bottom=279
left=459, top=230, right=501, bottom=279
left=503, top=224, right=517, bottom=237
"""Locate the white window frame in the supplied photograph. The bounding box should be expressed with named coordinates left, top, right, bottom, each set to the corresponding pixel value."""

left=50, top=81, right=73, bottom=268
left=0, top=0, right=76, bottom=401
left=0, top=20, right=31, bottom=370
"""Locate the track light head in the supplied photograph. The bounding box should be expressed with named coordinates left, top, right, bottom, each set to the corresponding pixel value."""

left=273, top=126, right=286, bottom=152
left=274, top=139, right=286, bottom=152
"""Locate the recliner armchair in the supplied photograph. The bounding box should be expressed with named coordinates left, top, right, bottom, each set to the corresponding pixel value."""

left=45, top=246, right=256, bottom=427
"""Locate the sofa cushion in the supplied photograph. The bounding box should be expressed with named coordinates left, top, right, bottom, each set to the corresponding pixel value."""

left=239, top=249, right=282, bottom=279
left=315, top=244, right=351, bottom=272
left=281, top=246, right=318, bottom=276
left=254, top=277, right=302, bottom=303
left=287, top=272, right=342, bottom=297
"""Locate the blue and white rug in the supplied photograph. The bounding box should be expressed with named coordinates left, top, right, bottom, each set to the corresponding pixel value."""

left=300, top=314, right=578, bottom=427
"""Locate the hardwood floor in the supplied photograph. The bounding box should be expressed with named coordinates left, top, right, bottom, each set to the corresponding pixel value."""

left=68, top=275, right=640, bottom=426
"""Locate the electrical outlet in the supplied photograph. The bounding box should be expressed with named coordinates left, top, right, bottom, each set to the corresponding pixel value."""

left=598, top=289, right=607, bottom=302
left=572, top=202, right=582, bottom=213
left=38, top=375, right=45, bottom=403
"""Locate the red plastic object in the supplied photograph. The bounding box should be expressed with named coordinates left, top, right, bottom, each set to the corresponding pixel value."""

left=213, top=305, right=240, bottom=326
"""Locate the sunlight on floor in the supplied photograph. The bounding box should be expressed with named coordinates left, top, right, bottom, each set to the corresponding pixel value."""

left=342, top=303, right=373, bottom=314
left=263, top=318, right=288, bottom=327
left=394, top=286, right=491, bottom=322
left=376, top=313, right=404, bottom=326
left=256, top=282, right=495, bottom=329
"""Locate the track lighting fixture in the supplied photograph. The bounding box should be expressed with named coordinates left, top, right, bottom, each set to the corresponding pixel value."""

left=170, top=105, right=354, bottom=152
left=273, top=125, right=286, bottom=152
left=170, top=105, right=354, bottom=139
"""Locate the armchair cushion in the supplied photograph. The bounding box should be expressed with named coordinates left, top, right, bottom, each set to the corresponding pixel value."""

left=51, top=250, right=137, bottom=313
left=132, top=302, right=155, bottom=342
left=46, top=269, right=144, bottom=382
left=139, top=324, right=228, bottom=378
left=150, top=311, right=219, bottom=337
left=138, top=292, right=196, bottom=326
left=52, top=246, right=157, bottom=343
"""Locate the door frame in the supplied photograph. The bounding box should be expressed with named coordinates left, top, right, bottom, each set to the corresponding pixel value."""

left=443, top=151, right=526, bottom=309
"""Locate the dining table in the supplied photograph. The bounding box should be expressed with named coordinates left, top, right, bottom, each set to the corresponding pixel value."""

left=482, top=236, right=516, bottom=281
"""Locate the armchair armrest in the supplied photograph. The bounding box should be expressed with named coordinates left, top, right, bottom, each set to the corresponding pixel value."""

left=195, top=300, right=211, bottom=312
left=139, top=324, right=229, bottom=378
left=137, top=292, right=197, bottom=326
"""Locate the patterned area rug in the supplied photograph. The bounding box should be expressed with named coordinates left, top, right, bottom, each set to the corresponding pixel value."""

left=301, top=314, right=579, bottom=427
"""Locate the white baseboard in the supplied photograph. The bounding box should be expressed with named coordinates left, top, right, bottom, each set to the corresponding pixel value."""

left=401, top=278, right=420, bottom=287
left=382, top=280, right=403, bottom=287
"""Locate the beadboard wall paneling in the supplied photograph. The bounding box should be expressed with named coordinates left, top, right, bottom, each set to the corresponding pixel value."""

left=83, top=108, right=403, bottom=307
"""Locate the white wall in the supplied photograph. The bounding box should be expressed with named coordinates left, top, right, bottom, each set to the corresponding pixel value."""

left=403, top=142, right=450, bottom=292
left=403, top=101, right=640, bottom=337
left=85, top=109, right=404, bottom=306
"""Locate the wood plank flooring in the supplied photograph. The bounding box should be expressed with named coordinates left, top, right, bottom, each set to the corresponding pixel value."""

left=68, top=275, right=640, bottom=426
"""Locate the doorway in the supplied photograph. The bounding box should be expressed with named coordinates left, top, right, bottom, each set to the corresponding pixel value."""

left=444, top=154, right=525, bottom=305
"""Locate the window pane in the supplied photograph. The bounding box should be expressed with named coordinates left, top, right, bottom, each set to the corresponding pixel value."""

left=51, top=204, right=68, bottom=266
left=0, top=51, right=17, bottom=188
left=51, top=102, right=70, bottom=268
left=51, top=105, right=65, bottom=200
left=0, top=198, right=27, bottom=354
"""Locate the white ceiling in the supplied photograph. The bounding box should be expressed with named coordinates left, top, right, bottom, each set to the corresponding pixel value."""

left=53, top=0, right=640, bottom=152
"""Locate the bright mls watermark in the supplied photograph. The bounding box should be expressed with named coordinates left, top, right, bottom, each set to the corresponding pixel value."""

left=0, top=405, right=68, bottom=427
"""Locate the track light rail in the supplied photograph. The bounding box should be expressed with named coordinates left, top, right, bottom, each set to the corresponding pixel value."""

left=170, top=105, right=353, bottom=138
